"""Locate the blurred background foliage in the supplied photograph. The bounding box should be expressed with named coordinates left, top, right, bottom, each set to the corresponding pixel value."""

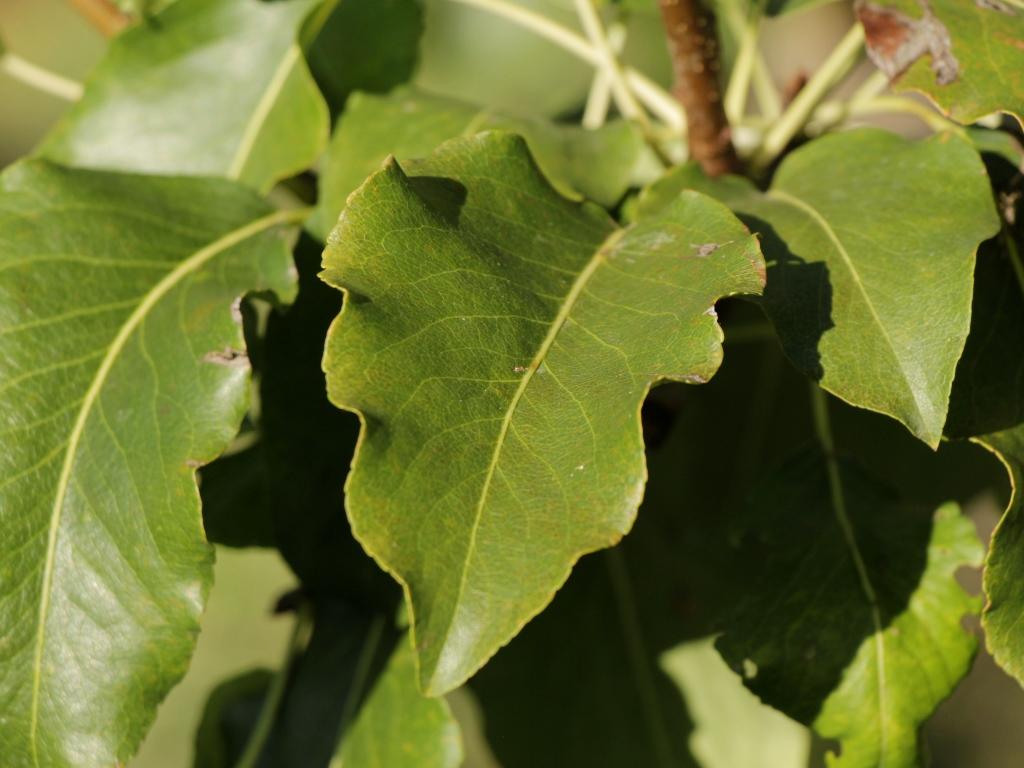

left=2, top=1, right=1023, bottom=766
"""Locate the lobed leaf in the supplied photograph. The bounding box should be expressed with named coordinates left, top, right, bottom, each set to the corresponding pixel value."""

left=470, top=353, right=813, bottom=768
left=0, top=161, right=299, bottom=767
left=321, top=131, right=765, bottom=694
left=639, top=128, right=999, bottom=447
left=41, top=0, right=328, bottom=192
left=312, top=88, right=659, bottom=238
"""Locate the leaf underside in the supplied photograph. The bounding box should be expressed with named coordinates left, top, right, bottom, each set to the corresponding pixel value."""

left=321, top=131, right=765, bottom=695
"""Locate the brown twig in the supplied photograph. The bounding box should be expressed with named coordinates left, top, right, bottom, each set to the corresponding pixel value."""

left=658, top=0, right=738, bottom=177
left=68, top=0, right=130, bottom=38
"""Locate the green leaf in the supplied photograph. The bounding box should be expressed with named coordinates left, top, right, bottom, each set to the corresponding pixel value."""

left=638, top=129, right=999, bottom=446
left=40, top=0, right=328, bottom=192
left=662, top=640, right=810, bottom=768
left=717, top=448, right=983, bottom=768
left=304, top=0, right=424, bottom=115
left=946, top=237, right=1024, bottom=438
left=471, top=331, right=812, bottom=768
left=858, top=0, right=1024, bottom=127
left=470, top=551, right=701, bottom=768
left=979, top=428, right=1024, bottom=686
left=194, top=670, right=273, bottom=768
left=333, top=638, right=463, bottom=768
left=201, top=236, right=400, bottom=610
left=264, top=603, right=399, bottom=767
left=321, top=131, right=765, bottom=694
left=0, top=160, right=299, bottom=767
left=313, top=88, right=658, bottom=238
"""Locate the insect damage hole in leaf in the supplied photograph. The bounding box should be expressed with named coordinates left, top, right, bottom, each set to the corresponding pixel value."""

left=320, top=131, right=766, bottom=696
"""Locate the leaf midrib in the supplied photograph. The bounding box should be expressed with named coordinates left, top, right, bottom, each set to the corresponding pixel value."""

left=226, top=44, right=302, bottom=183
left=812, top=388, right=891, bottom=764
left=766, top=187, right=933, bottom=437
left=27, top=206, right=303, bottom=765
left=429, top=226, right=625, bottom=687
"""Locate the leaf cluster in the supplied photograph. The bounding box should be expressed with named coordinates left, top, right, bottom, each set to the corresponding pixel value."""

left=0, top=0, right=1022, bottom=766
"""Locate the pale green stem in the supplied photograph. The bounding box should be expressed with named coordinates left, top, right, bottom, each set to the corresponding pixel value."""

left=724, top=1, right=763, bottom=125
left=582, top=22, right=626, bottom=129
left=573, top=0, right=671, bottom=164
left=849, top=96, right=965, bottom=135
left=849, top=69, right=890, bottom=104
left=1, top=53, right=82, bottom=101
left=809, top=382, right=889, bottom=751
left=807, top=69, right=890, bottom=133
left=236, top=605, right=313, bottom=768
left=443, top=0, right=685, bottom=131
left=721, top=0, right=780, bottom=120
left=753, top=23, right=864, bottom=168
left=573, top=0, right=645, bottom=125
left=330, top=614, right=387, bottom=762
left=627, top=71, right=686, bottom=132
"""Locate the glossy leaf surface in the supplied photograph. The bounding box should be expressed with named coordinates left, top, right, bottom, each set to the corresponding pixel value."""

left=0, top=161, right=299, bottom=767
left=41, top=0, right=328, bottom=191
left=639, top=129, right=998, bottom=446
left=321, top=131, right=765, bottom=694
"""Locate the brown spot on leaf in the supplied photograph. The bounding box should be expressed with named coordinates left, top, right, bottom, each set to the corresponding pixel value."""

left=975, top=0, right=1017, bottom=15
left=202, top=347, right=249, bottom=367
left=857, top=0, right=959, bottom=85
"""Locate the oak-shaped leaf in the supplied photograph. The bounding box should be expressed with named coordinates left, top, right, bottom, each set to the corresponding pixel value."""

left=717, top=448, right=982, bottom=768
left=41, top=0, right=328, bottom=192
left=0, top=161, right=300, bottom=767
left=857, top=0, right=1024, bottom=127
left=471, top=342, right=813, bottom=768
left=639, top=128, right=999, bottom=447
left=321, top=131, right=765, bottom=694
left=312, top=88, right=659, bottom=238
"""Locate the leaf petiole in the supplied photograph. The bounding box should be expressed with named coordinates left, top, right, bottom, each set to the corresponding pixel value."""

left=573, top=0, right=671, bottom=164
left=443, top=0, right=685, bottom=131
left=753, top=23, right=865, bottom=169
left=723, top=0, right=764, bottom=125
left=1, top=52, right=83, bottom=101
left=235, top=603, right=314, bottom=768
